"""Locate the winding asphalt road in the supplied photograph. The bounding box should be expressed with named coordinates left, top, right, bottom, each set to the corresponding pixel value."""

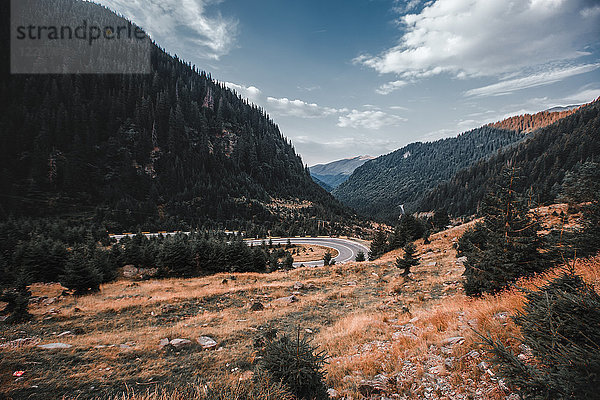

left=245, top=237, right=370, bottom=267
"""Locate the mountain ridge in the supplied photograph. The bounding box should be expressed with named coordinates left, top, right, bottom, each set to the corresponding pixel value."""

left=310, top=155, right=374, bottom=191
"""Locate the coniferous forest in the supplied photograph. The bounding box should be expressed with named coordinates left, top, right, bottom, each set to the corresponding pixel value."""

left=0, top=0, right=349, bottom=235
left=422, top=100, right=600, bottom=216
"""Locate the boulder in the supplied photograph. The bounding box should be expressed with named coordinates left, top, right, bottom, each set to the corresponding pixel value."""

left=250, top=302, right=264, bottom=311
left=196, top=336, right=217, bottom=349
left=272, top=295, right=298, bottom=305
left=169, top=339, right=192, bottom=349
left=37, top=343, right=72, bottom=349
left=122, top=265, right=139, bottom=279
left=158, top=338, right=170, bottom=349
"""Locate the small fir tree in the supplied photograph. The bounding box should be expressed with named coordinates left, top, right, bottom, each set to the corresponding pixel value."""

left=355, top=251, right=366, bottom=262
left=483, top=271, right=600, bottom=399
left=395, top=242, right=419, bottom=276
left=60, top=246, right=102, bottom=295
left=369, top=230, right=388, bottom=260
left=261, top=330, right=329, bottom=400
left=458, top=168, right=548, bottom=296
left=323, top=251, right=333, bottom=266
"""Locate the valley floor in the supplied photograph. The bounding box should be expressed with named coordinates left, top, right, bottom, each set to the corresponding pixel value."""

left=1, top=205, right=598, bottom=400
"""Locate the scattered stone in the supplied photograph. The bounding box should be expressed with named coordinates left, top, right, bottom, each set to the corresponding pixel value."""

left=272, top=295, right=298, bottom=305
left=305, top=283, right=317, bottom=290
left=462, top=350, right=480, bottom=360
left=161, top=304, right=178, bottom=313
left=305, top=328, right=313, bottom=334
left=456, top=256, right=467, bottom=263
left=196, top=336, right=217, bottom=349
left=43, top=297, right=57, bottom=305
left=37, top=343, right=72, bottom=349
left=221, top=279, right=228, bottom=285
left=293, top=282, right=304, bottom=290
left=327, top=388, right=339, bottom=398
left=444, top=358, right=454, bottom=370
left=442, top=336, right=465, bottom=346
left=250, top=302, right=264, bottom=311
left=346, top=281, right=357, bottom=286
left=169, top=339, right=192, bottom=349
left=428, top=365, right=442, bottom=374
left=122, top=265, right=159, bottom=280
left=57, top=331, right=72, bottom=337
left=0, top=337, right=40, bottom=349
left=427, top=262, right=437, bottom=267
left=359, top=374, right=389, bottom=395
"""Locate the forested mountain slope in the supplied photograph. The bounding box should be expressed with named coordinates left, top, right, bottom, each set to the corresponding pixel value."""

left=421, top=98, right=600, bottom=216
left=0, top=0, right=349, bottom=232
left=332, top=127, right=525, bottom=221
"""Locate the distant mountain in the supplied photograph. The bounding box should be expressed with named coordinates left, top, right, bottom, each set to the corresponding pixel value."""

left=421, top=98, right=600, bottom=216
left=486, top=105, right=582, bottom=133
left=332, top=128, right=525, bottom=221
left=310, top=155, right=374, bottom=190
left=0, top=0, right=350, bottom=233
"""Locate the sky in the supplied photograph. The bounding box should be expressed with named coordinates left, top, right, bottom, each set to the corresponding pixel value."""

left=96, top=0, right=600, bottom=166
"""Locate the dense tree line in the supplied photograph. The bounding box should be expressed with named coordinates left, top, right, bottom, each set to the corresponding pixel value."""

left=0, top=0, right=351, bottom=233
left=333, top=126, right=525, bottom=222
left=0, top=216, right=303, bottom=299
left=422, top=99, right=600, bottom=216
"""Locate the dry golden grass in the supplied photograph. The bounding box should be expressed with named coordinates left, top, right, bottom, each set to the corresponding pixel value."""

left=1, top=205, right=598, bottom=399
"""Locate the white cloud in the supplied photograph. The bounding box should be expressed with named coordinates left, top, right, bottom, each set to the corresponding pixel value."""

left=389, top=105, right=410, bottom=111
left=357, top=0, right=600, bottom=80
left=97, top=0, right=238, bottom=60
left=559, top=87, right=600, bottom=104
left=465, top=64, right=600, bottom=97
left=266, top=97, right=343, bottom=118
left=376, top=80, right=408, bottom=95
left=337, top=110, right=407, bottom=130
left=224, top=82, right=262, bottom=101
left=581, top=5, right=600, bottom=18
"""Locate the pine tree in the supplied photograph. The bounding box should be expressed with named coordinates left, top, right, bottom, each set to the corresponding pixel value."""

left=369, top=230, right=388, bottom=261
left=323, top=251, right=332, bottom=266
left=459, top=168, right=548, bottom=296
left=433, top=209, right=450, bottom=231
left=0, top=270, right=32, bottom=323
left=355, top=251, right=366, bottom=262
left=158, top=235, right=193, bottom=277
left=60, top=246, right=102, bottom=295
left=395, top=242, right=419, bottom=276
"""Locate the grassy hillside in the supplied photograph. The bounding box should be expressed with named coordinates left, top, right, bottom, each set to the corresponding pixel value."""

left=2, top=204, right=596, bottom=399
